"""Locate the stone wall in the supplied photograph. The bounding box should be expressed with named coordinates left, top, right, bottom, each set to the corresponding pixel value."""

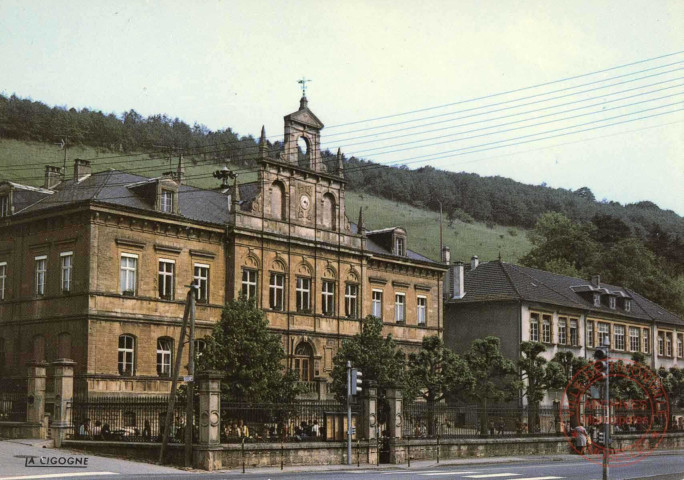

left=0, top=422, right=44, bottom=439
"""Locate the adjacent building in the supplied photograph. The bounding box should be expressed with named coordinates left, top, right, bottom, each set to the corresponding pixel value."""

left=0, top=96, right=446, bottom=398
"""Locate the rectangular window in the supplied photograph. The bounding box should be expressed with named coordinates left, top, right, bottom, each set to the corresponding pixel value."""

left=161, top=190, right=174, bottom=213
left=269, top=273, right=285, bottom=311
left=643, top=329, right=650, bottom=354
left=658, top=333, right=664, bottom=356
left=157, top=338, right=172, bottom=377
left=417, top=296, right=427, bottom=325
left=558, top=317, right=567, bottom=345
left=530, top=313, right=539, bottom=342
left=614, top=325, right=625, bottom=350
left=118, top=335, right=135, bottom=376
left=345, top=284, right=358, bottom=318
left=158, top=259, right=175, bottom=300
left=394, top=293, right=405, bottom=323
left=60, top=252, right=73, bottom=293
left=119, top=254, right=137, bottom=295
left=666, top=333, right=673, bottom=357
left=241, top=269, right=258, bottom=301
left=322, top=280, right=335, bottom=316
left=569, top=319, right=578, bottom=346
left=625, top=299, right=631, bottom=312
left=609, top=297, right=616, bottom=310
left=371, top=289, right=383, bottom=319
left=678, top=335, right=683, bottom=358
left=35, top=255, right=47, bottom=296
left=597, top=322, right=610, bottom=347
left=593, top=293, right=601, bottom=307
left=542, top=314, right=552, bottom=343
left=0, top=195, right=8, bottom=217
left=395, top=237, right=406, bottom=256
left=629, top=327, right=640, bottom=352
left=296, top=277, right=311, bottom=312
left=586, top=321, right=594, bottom=348
left=194, top=264, right=209, bottom=303
left=0, top=262, right=6, bottom=301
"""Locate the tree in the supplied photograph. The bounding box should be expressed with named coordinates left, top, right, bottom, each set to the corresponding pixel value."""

left=331, top=316, right=407, bottom=423
left=464, top=336, right=520, bottom=434
left=548, top=351, right=589, bottom=428
left=573, top=186, right=596, bottom=202
left=196, top=297, right=301, bottom=403
left=407, top=335, right=474, bottom=435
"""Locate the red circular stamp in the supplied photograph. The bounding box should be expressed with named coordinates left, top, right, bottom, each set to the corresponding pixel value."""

left=560, top=358, right=670, bottom=467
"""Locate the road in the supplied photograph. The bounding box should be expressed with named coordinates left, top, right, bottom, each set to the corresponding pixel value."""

left=1, top=439, right=682, bottom=480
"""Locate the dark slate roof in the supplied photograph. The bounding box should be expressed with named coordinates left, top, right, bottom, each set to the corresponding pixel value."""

left=453, top=261, right=683, bottom=326
left=16, top=170, right=232, bottom=225
left=350, top=221, right=441, bottom=266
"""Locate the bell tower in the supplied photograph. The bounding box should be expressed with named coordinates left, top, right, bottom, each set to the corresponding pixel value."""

left=282, top=96, right=325, bottom=171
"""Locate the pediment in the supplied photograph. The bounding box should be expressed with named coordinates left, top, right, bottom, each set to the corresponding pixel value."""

left=285, top=107, right=324, bottom=129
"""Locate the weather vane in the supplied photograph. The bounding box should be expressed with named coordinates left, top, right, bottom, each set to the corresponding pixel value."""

left=297, top=77, right=311, bottom=97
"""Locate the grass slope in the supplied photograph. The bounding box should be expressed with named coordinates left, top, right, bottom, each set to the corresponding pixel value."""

left=345, top=191, right=531, bottom=263
left=1, top=139, right=532, bottom=262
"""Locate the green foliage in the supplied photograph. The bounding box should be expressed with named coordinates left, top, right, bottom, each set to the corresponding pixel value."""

left=196, top=297, right=301, bottom=403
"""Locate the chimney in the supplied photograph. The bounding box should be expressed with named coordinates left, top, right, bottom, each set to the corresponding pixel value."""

left=471, top=255, right=479, bottom=270
left=73, top=159, right=91, bottom=182
left=444, top=262, right=465, bottom=300
left=591, top=275, right=601, bottom=287
left=176, top=154, right=185, bottom=185
left=44, top=165, right=62, bottom=189
left=441, top=246, right=451, bottom=265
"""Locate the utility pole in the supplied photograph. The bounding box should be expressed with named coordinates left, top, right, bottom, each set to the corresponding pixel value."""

left=347, top=360, right=352, bottom=466
left=594, top=336, right=610, bottom=480
left=54, top=135, right=69, bottom=178
left=438, top=200, right=443, bottom=255
left=184, top=285, right=197, bottom=467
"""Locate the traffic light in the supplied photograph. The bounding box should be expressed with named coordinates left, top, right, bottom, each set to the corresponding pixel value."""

left=593, top=347, right=609, bottom=381
left=597, top=430, right=605, bottom=445
left=351, top=368, right=363, bottom=395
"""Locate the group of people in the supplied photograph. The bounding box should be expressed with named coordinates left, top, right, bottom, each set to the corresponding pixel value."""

left=76, top=418, right=154, bottom=441
left=220, top=419, right=323, bottom=443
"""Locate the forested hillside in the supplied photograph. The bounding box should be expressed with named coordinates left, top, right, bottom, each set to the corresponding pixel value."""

left=1, top=93, right=682, bottom=314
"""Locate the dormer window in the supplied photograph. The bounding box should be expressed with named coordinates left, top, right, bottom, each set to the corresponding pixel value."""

left=0, top=194, right=8, bottom=217
left=395, top=236, right=406, bottom=256
left=161, top=189, right=174, bottom=213
left=624, top=299, right=631, bottom=312
left=609, top=296, right=616, bottom=310
left=593, top=293, right=601, bottom=307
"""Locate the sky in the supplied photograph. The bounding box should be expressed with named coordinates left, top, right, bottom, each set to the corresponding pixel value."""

left=1, top=0, right=682, bottom=215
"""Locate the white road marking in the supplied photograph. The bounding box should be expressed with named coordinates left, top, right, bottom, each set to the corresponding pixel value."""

left=0, top=472, right=118, bottom=480
left=420, top=473, right=478, bottom=476
left=464, top=475, right=522, bottom=479
left=514, top=477, right=564, bottom=480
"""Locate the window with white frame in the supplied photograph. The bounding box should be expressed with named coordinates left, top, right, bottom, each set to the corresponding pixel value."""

left=417, top=296, right=427, bottom=325
left=118, top=335, right=135, bottom=375
left=321, top=280, right=335, bottom=316
left=678, top=334, right=683, bottom=358
left=666, top=333, right=673, bottom=357
left=558, top=317, right=567, bottom=345
left=395, top=237, right=406, bottom=256
left=156, top=338, right=172, bottom=377
left=586, top=321, right=594, bottom=347
left=643, top=329, right=650, bottom=354
left=371, top=289, right=383, bottom=319
left=195, top=339, right=207, bottom=358
left=60, top=252, right=73, bottom=293
left=120, top=254, right=137, bottom=295
left=542, top=315, right=552, bottom=343
left=161, top=190, right=174, bottom=213
left=569, top=319, right=578, bottom=346
left=658, top=333, right=664, bottom=356
left=609, top=296, right=616, bottom=310
left=194, top=264, right=209, bottom=303
left=269, top=273, right=285, bottom=311
left=0, top=262, right=6, bottom=301
left=614, top=325, right=625, bottom=350
left=296, top=277, right=311, bottom=312
left=0, top=195, right=8, bottom=217
left=597, top=322, right=610, bottom=347
left=241, top=269, right=258, bottom=301
left=394, top=293, right=406, bottom=323
left=629, top=327, right=640, bottom=352
left=345, top=284, right=358, bottom=318
left=625, top=299, right=631, bottom=312
left=158, top=259, right=175, bottom=300
left=530, top=313, right=539, bottom=342
left=593, top=293, right=601, bottom=307
left=35, top=255, right=47, bottom=296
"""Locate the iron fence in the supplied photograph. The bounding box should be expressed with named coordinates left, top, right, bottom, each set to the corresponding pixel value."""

left=68, top=394, right=189, bottom=443
left=0, top=391, right=27, bottom=422
left=220, top=398, right=362, bottom=443
left=402, top=403, right=561, bottom=438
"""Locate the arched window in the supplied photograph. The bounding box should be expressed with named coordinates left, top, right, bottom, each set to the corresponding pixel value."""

left=58, top=332, right=71, bottom=359
left=32, top=335, right=45, bottom=363
left=297, top=137, right=310, bottom=169
left=118, top=335, right=135, bottom=376
left=322, top=193, right=336, bottom=231
left=293, top=342, right=314, bottom=381
left=271, top=181, right=286, bottom=220
left=156, top=338, right=173, bottom=377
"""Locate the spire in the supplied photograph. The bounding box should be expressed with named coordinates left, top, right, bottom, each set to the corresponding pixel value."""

left=337, top=148, right=344, bottom=176
left=299, top=96, right=308, bottom=110
left=176, top=153, right=185, bottom=185
left=231, top=174, right=240, bottom=209
left=259, top=125, right=268, bottom=160
left=358, top=207, right=365, bottom=235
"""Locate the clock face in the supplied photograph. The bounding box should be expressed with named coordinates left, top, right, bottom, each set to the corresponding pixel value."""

left=300, top=195, right=310, bottom=210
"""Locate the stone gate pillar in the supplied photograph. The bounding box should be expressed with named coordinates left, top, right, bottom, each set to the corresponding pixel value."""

left=198, top=371, right=222, bottom=445
left=386, top=388, right=405, bottom=464
left=51, top=359, right=75, bottom=448
left=26, top=361, right=48, bottom=438
left=362, top=382, right=378, bottom=465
